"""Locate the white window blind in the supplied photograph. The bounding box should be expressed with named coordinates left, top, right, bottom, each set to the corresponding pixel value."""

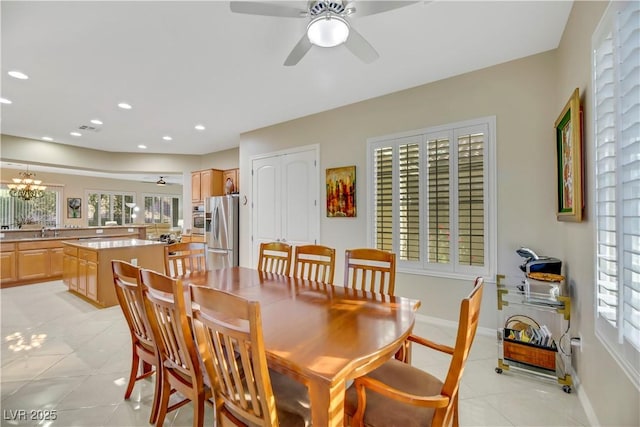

left=593, top=0, right=640, bottom=389
left=0, top=185, right=62, bottom=227
left=368, top=117, right=495, bottom=279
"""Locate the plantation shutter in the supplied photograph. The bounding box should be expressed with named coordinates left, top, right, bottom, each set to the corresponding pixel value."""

left=426, top=136, right=450, bottom=264
left=399, top=143, right=420, bottom=261
left=374, top=146, right=393, bottom=251
left=618, top=2, right=640, bottom=349
left=594, top=0, right=640, bottom=357
left=457, top=132, right=485, bottom=267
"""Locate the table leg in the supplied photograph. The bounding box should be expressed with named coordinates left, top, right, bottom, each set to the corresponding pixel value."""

left=308, top=378, right=346, bottom=427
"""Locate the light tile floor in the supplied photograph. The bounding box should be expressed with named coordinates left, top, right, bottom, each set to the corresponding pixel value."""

left=1, top=281, right=589, bottom=426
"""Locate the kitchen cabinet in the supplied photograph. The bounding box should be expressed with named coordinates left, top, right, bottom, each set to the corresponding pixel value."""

left=63, top=239, right=165, bottom=307
left=0, top=243, right=17, bottom=285
left=15, top=240, right=65, bottom=283
left=63, top=245, right=78, bottom=291
left=223, top=168, right=239, bottom=194
left=251, top=148, right=319, bottom=264
left=191, top=169, right=223, bottom=203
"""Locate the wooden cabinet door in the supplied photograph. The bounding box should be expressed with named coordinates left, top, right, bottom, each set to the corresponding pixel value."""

left=78, top=259, right=87, bottom=295
left=192, top=171, right=202, bottom=203
left=0, top=250, right=17, bottom=283
left=86, top=261, right=98, bottom=300
left=201, top=169, right=213, bottom=199
left=62, top=254, right=78, bottom=290
left=49, top=248, right=64, bottom=277
left=17, top=249, right=48, bottom=281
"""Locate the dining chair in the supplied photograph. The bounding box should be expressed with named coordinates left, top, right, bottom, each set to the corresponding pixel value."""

left=190, top=285, right=311, bottom=426
left=111, top=260, right=162, bottom=424
left=344, top=277, right=485, bottom=427
left=164, top=242, right=207, bottom=277
left=344, top=248, right=396, bottom=295
left=257, top=241, right=292, bottom=275
left=139, top=268, right=212, bottom=427
left=292, top=244, right=336, bottom=284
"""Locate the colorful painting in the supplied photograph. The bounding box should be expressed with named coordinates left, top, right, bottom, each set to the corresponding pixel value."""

left=326, top=166, right=356, bottom=217
left=555, top=88, right=583, bottom=222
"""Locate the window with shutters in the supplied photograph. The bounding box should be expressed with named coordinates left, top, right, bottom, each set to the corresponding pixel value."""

left=86, top=191, right=135, bottom=226
left=368, top=117, right=496, bottom=279
left=593, top=0, right=640, bottom=389
left=0, top=185, right=62, bottom=227
left=143, top=194, right=182, bottom=226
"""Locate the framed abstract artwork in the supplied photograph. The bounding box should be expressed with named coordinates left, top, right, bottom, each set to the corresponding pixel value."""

left=67, top=197, right=82, bottom=218
left=326, top=166, right=356, bottom=217
left=555, top=88, right=583, bottom=222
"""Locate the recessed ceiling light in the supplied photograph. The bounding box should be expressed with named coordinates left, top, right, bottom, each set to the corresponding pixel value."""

left=42, top=136, right=53, bottom=141
left=8, top=70, right=29, bottom=80
left=195, top=124, right=205, bottom=131
left=0, top=97, right=12, bottom=104
left=118, top=102, right=132, bottom=110
left=138, top=144, right=147, bottom=149
left=70, top=132, right=82, bottom=137
left=162, top=136, right=172, bottom=141
left=90, top=119, right=103, bottom=125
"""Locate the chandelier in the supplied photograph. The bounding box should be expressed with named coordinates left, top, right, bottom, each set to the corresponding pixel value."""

left=7, top=170, right=47, bottom=201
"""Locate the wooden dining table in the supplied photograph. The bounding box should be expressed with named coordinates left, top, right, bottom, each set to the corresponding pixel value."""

left=178, top=266, right=420, bottom=427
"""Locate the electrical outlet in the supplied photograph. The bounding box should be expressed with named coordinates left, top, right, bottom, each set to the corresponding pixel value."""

left=127, top=228, right=134, bottom=233
left=0, top=233, right=4, bottom=239
left=131, top=258, right=138, bottom=266
left=96, top=229, right=104, bottom=234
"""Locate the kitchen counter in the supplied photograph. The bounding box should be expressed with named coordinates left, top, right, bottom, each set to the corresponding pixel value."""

left=63, top=239, right=165, bottom=307
left=0, top=227, right=149, bottom=288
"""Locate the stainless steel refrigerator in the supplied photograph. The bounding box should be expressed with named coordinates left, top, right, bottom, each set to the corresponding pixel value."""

left=205, top=194, right=239, bottom=269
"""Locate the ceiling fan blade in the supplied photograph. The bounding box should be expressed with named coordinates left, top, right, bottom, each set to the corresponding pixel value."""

left=229, top=1, right=307, bottom=18
left=284, top=33, right=313, bottom=66
left=347, top=1, right=421, bottom=17
left=344, top=27, right=379, bottom=63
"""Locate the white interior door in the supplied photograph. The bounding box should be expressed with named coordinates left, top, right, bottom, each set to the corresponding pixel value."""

left=251, top=147, right=319, bottom=267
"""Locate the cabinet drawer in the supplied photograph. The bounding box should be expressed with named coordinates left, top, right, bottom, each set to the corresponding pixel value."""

left=503, top=340, right=556, bottom=371
left=78, top=249, right=98, bottom=263
left=64, top=245, right=78, bottom=256
left=18, top=240, right=63, bottom=250
left=0, top=242, right=16, bottom=252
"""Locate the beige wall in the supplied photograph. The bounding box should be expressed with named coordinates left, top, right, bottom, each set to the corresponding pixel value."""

left=239, top=50, right=560, bottom=327
left=555, top=1, right=639, bottom=425
left=237, top=2, right=638, bottom=424
left=0, top=167, right=182, bottom=227
left=0, top=134, right=240, bottom=228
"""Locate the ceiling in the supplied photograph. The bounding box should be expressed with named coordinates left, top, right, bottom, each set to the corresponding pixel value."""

left=1, top=1, right=573, bottom=157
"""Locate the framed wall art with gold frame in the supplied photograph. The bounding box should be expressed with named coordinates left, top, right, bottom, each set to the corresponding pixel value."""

left=555, top=88, right=583, bottom=222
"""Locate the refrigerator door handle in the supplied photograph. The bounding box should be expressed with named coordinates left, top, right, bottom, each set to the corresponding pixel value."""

left=213, top=206, right=219, bottom=241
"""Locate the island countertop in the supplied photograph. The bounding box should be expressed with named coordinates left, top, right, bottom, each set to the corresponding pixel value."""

left=64, top=238, right=165, bottom=250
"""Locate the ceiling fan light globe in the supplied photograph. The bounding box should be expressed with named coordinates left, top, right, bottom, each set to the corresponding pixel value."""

left=307, top=15, right=349, bottom=48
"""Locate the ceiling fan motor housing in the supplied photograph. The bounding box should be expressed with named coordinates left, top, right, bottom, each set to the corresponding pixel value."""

left=309, top=0, right=346, bottom=16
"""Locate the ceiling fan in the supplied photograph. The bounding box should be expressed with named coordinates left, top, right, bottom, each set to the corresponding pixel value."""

left=229, top=1, right=419, bottom=66
left=156, top=176, right=167, bottom=186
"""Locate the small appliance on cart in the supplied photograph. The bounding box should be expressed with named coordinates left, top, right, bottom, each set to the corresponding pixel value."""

left=495, top=247, right=573, bottom=393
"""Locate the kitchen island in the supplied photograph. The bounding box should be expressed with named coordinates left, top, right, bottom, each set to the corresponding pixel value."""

left=62, top=238, right=165, bottom=307
left=0, top=226, right=147, bottom=288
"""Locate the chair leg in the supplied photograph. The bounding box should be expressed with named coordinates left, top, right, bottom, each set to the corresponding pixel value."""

left=149, top=366, right=162, bottom=424
left=155, top=372, right=171, bottom=427
left=192, top=392, right=205, bottom=427
left=452, top=393, right=459, bottom=427
left=124, top=350, right=140, bottom=399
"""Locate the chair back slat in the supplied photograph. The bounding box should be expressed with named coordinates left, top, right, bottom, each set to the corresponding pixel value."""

left=190, top=285, right=279, bottom=426
left=344, top=248, right=396, bottom=295
left=257, top=242, right=292, bottom=275
left=139, top=268, right=203, bottom=389
left=293, top=244, right=336, bottom=284
left=164, top=242, right=207, bottom=277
